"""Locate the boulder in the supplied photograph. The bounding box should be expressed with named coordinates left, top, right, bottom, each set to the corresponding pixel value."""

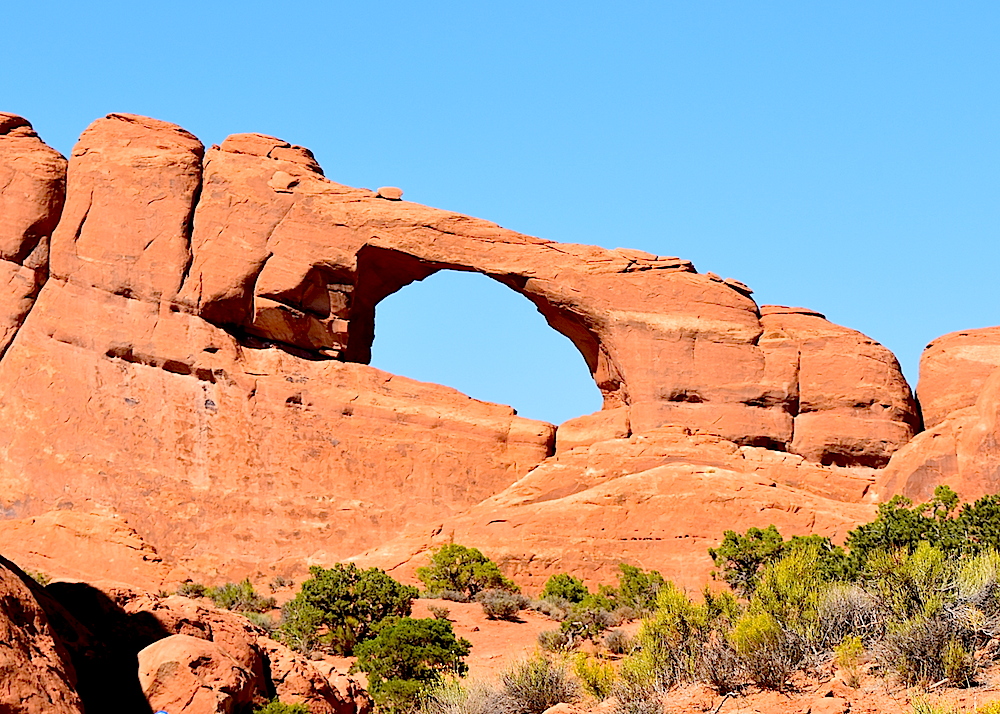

left=138, top=634, right=256, bottom=714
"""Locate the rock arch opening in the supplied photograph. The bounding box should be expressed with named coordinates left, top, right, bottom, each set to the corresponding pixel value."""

left=365, top=262, right=603, bottom=425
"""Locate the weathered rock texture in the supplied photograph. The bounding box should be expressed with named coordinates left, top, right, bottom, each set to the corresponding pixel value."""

left=0, top=111, right=924, bottom=588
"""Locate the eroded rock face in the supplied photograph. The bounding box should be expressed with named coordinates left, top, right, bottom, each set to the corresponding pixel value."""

left=0, top=557, right=84, bottom=714
left=0, top=112, right=920, bottom=584
left=759, top=306, right=919, bottom=467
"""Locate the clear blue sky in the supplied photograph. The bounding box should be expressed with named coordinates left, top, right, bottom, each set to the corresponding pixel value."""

left=7, top=2, right=999, bottom=424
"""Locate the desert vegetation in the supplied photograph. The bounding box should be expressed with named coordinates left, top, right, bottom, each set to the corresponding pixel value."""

left=163, top=489, right=1000, bottom=712
left=407, top=487, right=1000, bottom=713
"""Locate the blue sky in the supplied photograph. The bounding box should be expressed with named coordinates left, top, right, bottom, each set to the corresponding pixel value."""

left=7, top=2, right=999, bottom=424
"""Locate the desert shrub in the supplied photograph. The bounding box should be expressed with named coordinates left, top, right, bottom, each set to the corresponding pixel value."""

left=865, top=543, right=953, bottom=622
left=696, top=633, right=744, bottom=694
left=277, top=599, right=324, bottom=655
left=603, top=628, right=633, bottom=655
left=269, top=575, right=291, bottom=592
left=499, top=653, right=580, bottom=714
left=476, top=589, right=524, bottom=621
left=541, top=573, right=590, bottom=604
left=437, top=590, right=471, bottom=603
left=879, top=617, right=975, bottom=687
left=177, top=580, right=207, bottom=598
left=845, top=485, right=1000, bottom=567
left=559, top=604, right=617, bottom=645
left=278, top=563, right=417, bottom=655
left=537, top=628, right=573, bottom=652
left=530, top=597, right=570, bottom=620
left=710, top=525, right=847, bottom=597
left=817, top=584, right=885, bottom=646
left=608, top=700, right=665, bottom=714
left=417, top=544, right=517, bottom=598
left=25, top=570, right=50, bottom=586
left=253, top=700, right=310, bottom=714
left=834, top=635, right=864, bottom=688
left=750, top=544, right=830, bottom=640
left=612, top=605, right=642, bottom=623
left=978, top=702, right=1000, bottom=714
left=353, top=616, right=471, bottom=713
left=428, top=604, right=451, bottom=620
left=207, top=579, right=276, bottom=613
left=573, top=653, right=615, bottom=699
left=420, top=679, right=520, bottom=714
left=246, top=611, right=277, bottom=633
left=615, top=564, right=667, bottom=613
left=729, top=611, right=803, bottom=690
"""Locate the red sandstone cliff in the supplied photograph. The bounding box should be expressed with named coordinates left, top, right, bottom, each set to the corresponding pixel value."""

left=0, top=109, right=990, bottom=595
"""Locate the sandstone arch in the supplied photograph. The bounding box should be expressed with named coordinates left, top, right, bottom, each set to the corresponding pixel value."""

left=0, top=111, right=926, bottom=584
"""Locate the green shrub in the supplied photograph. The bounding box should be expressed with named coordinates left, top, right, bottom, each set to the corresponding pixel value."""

left=834, top=635, right=864, bottom=688
left=417, top=545, right=517, bottom=598
left=750, top=544, right=829, bottom=639
left=499, top=653, right=579, bottom=714
left=729, top=611, right=802, bottom=690
left=253, top=700, right=310, bottom=714
left=353, top=617, right=471, bottom=713
left=27, top=570, right=51, bottom=586
left=541, top=573, right=590, bottom=604
left=476, top=589, right=523, bottom=621
left=277, top=563, right=417, bottom=655
left=909, top=697, right=960, bottom=714
left=710, top=525, right=847, bottom=597
left=206, top=579, right=276, bottom=613
left=573, top=652, right=615, bottom=699
left=177, top=580, right=207, bottom=598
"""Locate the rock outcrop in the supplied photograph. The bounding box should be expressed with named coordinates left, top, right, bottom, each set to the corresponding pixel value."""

left=0, top=111, right=923, bottom=588
left=0, top=557, right=83, bottom=714
left=877, top=329, right=1000, bottom=503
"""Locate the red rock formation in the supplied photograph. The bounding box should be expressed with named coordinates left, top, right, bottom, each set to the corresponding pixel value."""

left=916, top=326, right=1000, bottom=429
left=0, top=112, right=920, bottom=587
left=0, top=113, right=64, bottom=358
left=759, top=306, right=919, bottom=467
left=0, top=557, right=84, bottom=713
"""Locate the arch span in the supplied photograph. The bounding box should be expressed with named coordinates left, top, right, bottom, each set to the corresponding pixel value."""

left=366, top=264, right=604, bottom=424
